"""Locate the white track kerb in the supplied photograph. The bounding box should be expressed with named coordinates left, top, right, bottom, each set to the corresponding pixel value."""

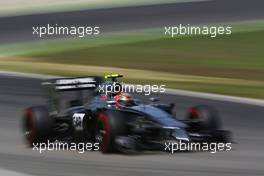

left=0, top=168, right=32, bottom=176
left=1, top=71, right=264, bottom=107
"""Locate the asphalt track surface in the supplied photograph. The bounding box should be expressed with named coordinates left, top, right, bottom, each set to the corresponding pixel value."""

left=0, top=0, right=264, bottom=43
left=0, top=74, right=264, bottom=176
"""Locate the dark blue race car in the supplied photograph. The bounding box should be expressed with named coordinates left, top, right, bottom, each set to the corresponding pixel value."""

left=22, top=74, right=231, bottom=153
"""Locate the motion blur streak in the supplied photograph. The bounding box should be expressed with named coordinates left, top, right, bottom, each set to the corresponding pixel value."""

left=0, top=74, right=263, bottom=176
left=0, top=0, right=264, bottom=43
left=1, top=0, right=264, bottom=176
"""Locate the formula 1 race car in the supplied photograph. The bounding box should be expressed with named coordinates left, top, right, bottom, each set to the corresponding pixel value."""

left=22, top=74, right=231, bottom=153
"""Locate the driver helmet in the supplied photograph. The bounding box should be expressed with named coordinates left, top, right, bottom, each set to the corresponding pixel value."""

left=114, top=92, right=135, bottom=108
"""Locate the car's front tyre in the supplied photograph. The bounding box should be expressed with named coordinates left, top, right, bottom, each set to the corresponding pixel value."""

left=187, top=105, right=221, bottom=131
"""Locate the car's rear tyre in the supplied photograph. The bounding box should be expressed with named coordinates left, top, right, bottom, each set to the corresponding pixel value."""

left=187, top=105, right=221, bottom=131
left=95, top=111, right=125, bottom=153
left=22, top=106, right=54, bottom=145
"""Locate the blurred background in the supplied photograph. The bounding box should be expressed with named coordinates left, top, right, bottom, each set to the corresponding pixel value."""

left=0, top=0, right=264, bottom=176
left=0, top=0, right=264, bottom=98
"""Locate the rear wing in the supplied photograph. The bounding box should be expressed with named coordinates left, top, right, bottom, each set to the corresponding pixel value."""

left=42, top=76, right=104, bottom=91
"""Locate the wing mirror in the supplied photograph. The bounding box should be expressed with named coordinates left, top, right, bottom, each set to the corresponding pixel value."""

left=149, top=97, right=160, bottom=102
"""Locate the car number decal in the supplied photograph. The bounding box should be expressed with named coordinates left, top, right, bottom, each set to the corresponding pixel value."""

left=72, top=113, right=85, bottom=131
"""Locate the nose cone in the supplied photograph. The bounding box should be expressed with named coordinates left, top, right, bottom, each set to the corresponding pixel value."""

left=131, top=105, right=187, bottom=128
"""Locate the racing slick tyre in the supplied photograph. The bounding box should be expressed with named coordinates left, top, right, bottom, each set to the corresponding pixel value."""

left=187, top=105, right=221, bottom=131
left=22, top=106, right=54, bottom=146
left=95, top=111, right=125, bottom=153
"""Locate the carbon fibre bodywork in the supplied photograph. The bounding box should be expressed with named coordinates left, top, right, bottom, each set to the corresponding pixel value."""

left=23, top=75, right=231, bottom=153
